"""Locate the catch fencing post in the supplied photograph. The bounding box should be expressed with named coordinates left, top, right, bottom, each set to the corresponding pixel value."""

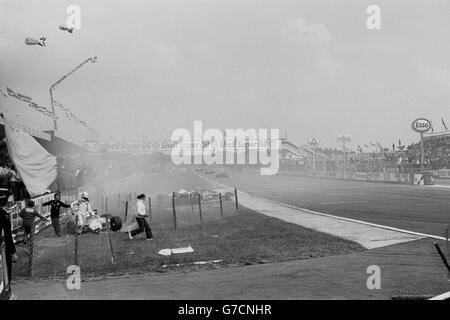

left=446, top=227, right=450, bottom=262
left=117, top=193, right=121, bottom=211
left=219, top=193, right=223, bottom=218
left=124, top=201, right=129, bottom=222
left=148, top=196, right=152, bottom=221
left=106, top=217, right=115, bottom=264
left=198, top=194, right=203, bottom=223
left=190, top=194, right=194, bottom=215
left=129, top=193, right=132, bottom=215
left=74, top=215, right=79, bottom=265
left=28, top=222, right=36, bottom=279
left=105, top=196, right=108, bottom=215
left=172, top=192, right=177, bottom=230
left=234, top=188, right=239, bottom=213
left=434, top=242, right=450, bottom=274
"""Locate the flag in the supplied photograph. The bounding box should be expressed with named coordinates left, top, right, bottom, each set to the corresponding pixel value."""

left=28, top=102, right=38, bottom=110
left=54, top=100, right=70, bottom=112
left=3, top=115, right=57, bottom=196
left=16, top=92, right=32, bottom=102
left=6, top=87, right=18, bottom=98
left=442, top=118, right=448, bottom=131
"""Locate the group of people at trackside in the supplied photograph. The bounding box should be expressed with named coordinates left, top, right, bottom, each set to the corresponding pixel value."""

left=17, top=192, right=71, bottom=243
left=1, top=189, right=155, bottom=299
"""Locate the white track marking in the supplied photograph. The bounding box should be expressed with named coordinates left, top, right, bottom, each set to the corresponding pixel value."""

left=280, top=203, right=448, bottom=241
left=429, top=291, right=450, bottom=300
left=320, top=201, right=369, bottom=205
left=424, top=184, right=450, bottom=189
left=195, top=172, right=449, bottom=242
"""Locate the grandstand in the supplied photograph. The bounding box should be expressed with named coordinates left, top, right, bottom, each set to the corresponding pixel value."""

left=405, top=130, right=450, bottom=169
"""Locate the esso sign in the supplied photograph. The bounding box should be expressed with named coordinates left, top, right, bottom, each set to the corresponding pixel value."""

left=411, top=118, right=431, bottom=133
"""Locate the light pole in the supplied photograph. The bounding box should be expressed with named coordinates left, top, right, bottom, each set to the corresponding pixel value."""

left=308, top=138, right=319, bottom=173
left=49, top=56, right=98, bottom=131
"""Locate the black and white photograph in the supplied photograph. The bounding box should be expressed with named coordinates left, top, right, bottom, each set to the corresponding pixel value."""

left=1, top=0, right=450, bottom=306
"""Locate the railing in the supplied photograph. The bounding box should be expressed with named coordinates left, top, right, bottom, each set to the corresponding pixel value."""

left=10, top=193, right=56, bottom=244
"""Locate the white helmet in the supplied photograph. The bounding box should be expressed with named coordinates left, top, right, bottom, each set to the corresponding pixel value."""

left=81, top=191, right=89, bottom=200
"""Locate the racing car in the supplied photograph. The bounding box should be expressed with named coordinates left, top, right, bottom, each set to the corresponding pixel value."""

left=66, top=209, right=122, bottom=235
left=214, top=169, right=229, bottom=178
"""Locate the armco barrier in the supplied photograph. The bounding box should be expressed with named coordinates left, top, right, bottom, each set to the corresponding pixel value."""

left=309, top=171, right=415, bottom=185
left=255, top=168, right=421, bottom=185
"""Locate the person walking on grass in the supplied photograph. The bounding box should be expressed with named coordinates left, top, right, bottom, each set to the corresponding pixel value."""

left=128, top=193, right=153, bottom=240
left=19, top=199, right=48, bottom=244
left=42, top=193, right=70, bottom=237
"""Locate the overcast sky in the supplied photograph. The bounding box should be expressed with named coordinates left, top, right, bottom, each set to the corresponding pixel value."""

left=1, top=0, right=450, bottom=149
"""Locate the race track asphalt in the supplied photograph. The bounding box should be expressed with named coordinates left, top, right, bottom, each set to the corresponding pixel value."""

left=204, top=170, right=450, bottom=238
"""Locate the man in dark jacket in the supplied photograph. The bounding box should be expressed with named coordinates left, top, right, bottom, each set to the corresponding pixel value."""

left=0, top=188, right=17, bottom=285
left=42, top=193, right=70, bottom=237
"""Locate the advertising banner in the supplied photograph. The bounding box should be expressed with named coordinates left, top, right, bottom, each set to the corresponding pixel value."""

left=438, top=169, right=450, bottom=179
left=383, top=172, right=399, bottom=182
left=414, top=174, right=424, bottom=185
left=399, top=173, right=411, bottom=184
left=355, top=172, right=368, bottom=180
left=368, top=172, right=384, bottom=181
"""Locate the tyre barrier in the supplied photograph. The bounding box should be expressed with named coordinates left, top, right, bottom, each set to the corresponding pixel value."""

left=109, top=216, right=122, bottom=232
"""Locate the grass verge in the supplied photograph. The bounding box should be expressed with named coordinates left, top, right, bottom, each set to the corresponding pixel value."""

left=13, top=207, right=364, bottom=279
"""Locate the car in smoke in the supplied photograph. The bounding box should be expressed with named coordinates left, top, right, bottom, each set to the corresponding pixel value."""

left=202, top=189, right=234, bottom=202
left=215, top=169, right=229, bottom=178
left=204, top=169, right=215, bottom=174
left=168, top=188, right=234, bottom=204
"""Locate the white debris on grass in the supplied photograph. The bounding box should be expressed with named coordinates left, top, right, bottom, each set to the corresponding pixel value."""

left=193, top=260, right=223, bottom=265
left=158, top=245, right=194, bottom=256
left=163, top=260, right=223, bottom=268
